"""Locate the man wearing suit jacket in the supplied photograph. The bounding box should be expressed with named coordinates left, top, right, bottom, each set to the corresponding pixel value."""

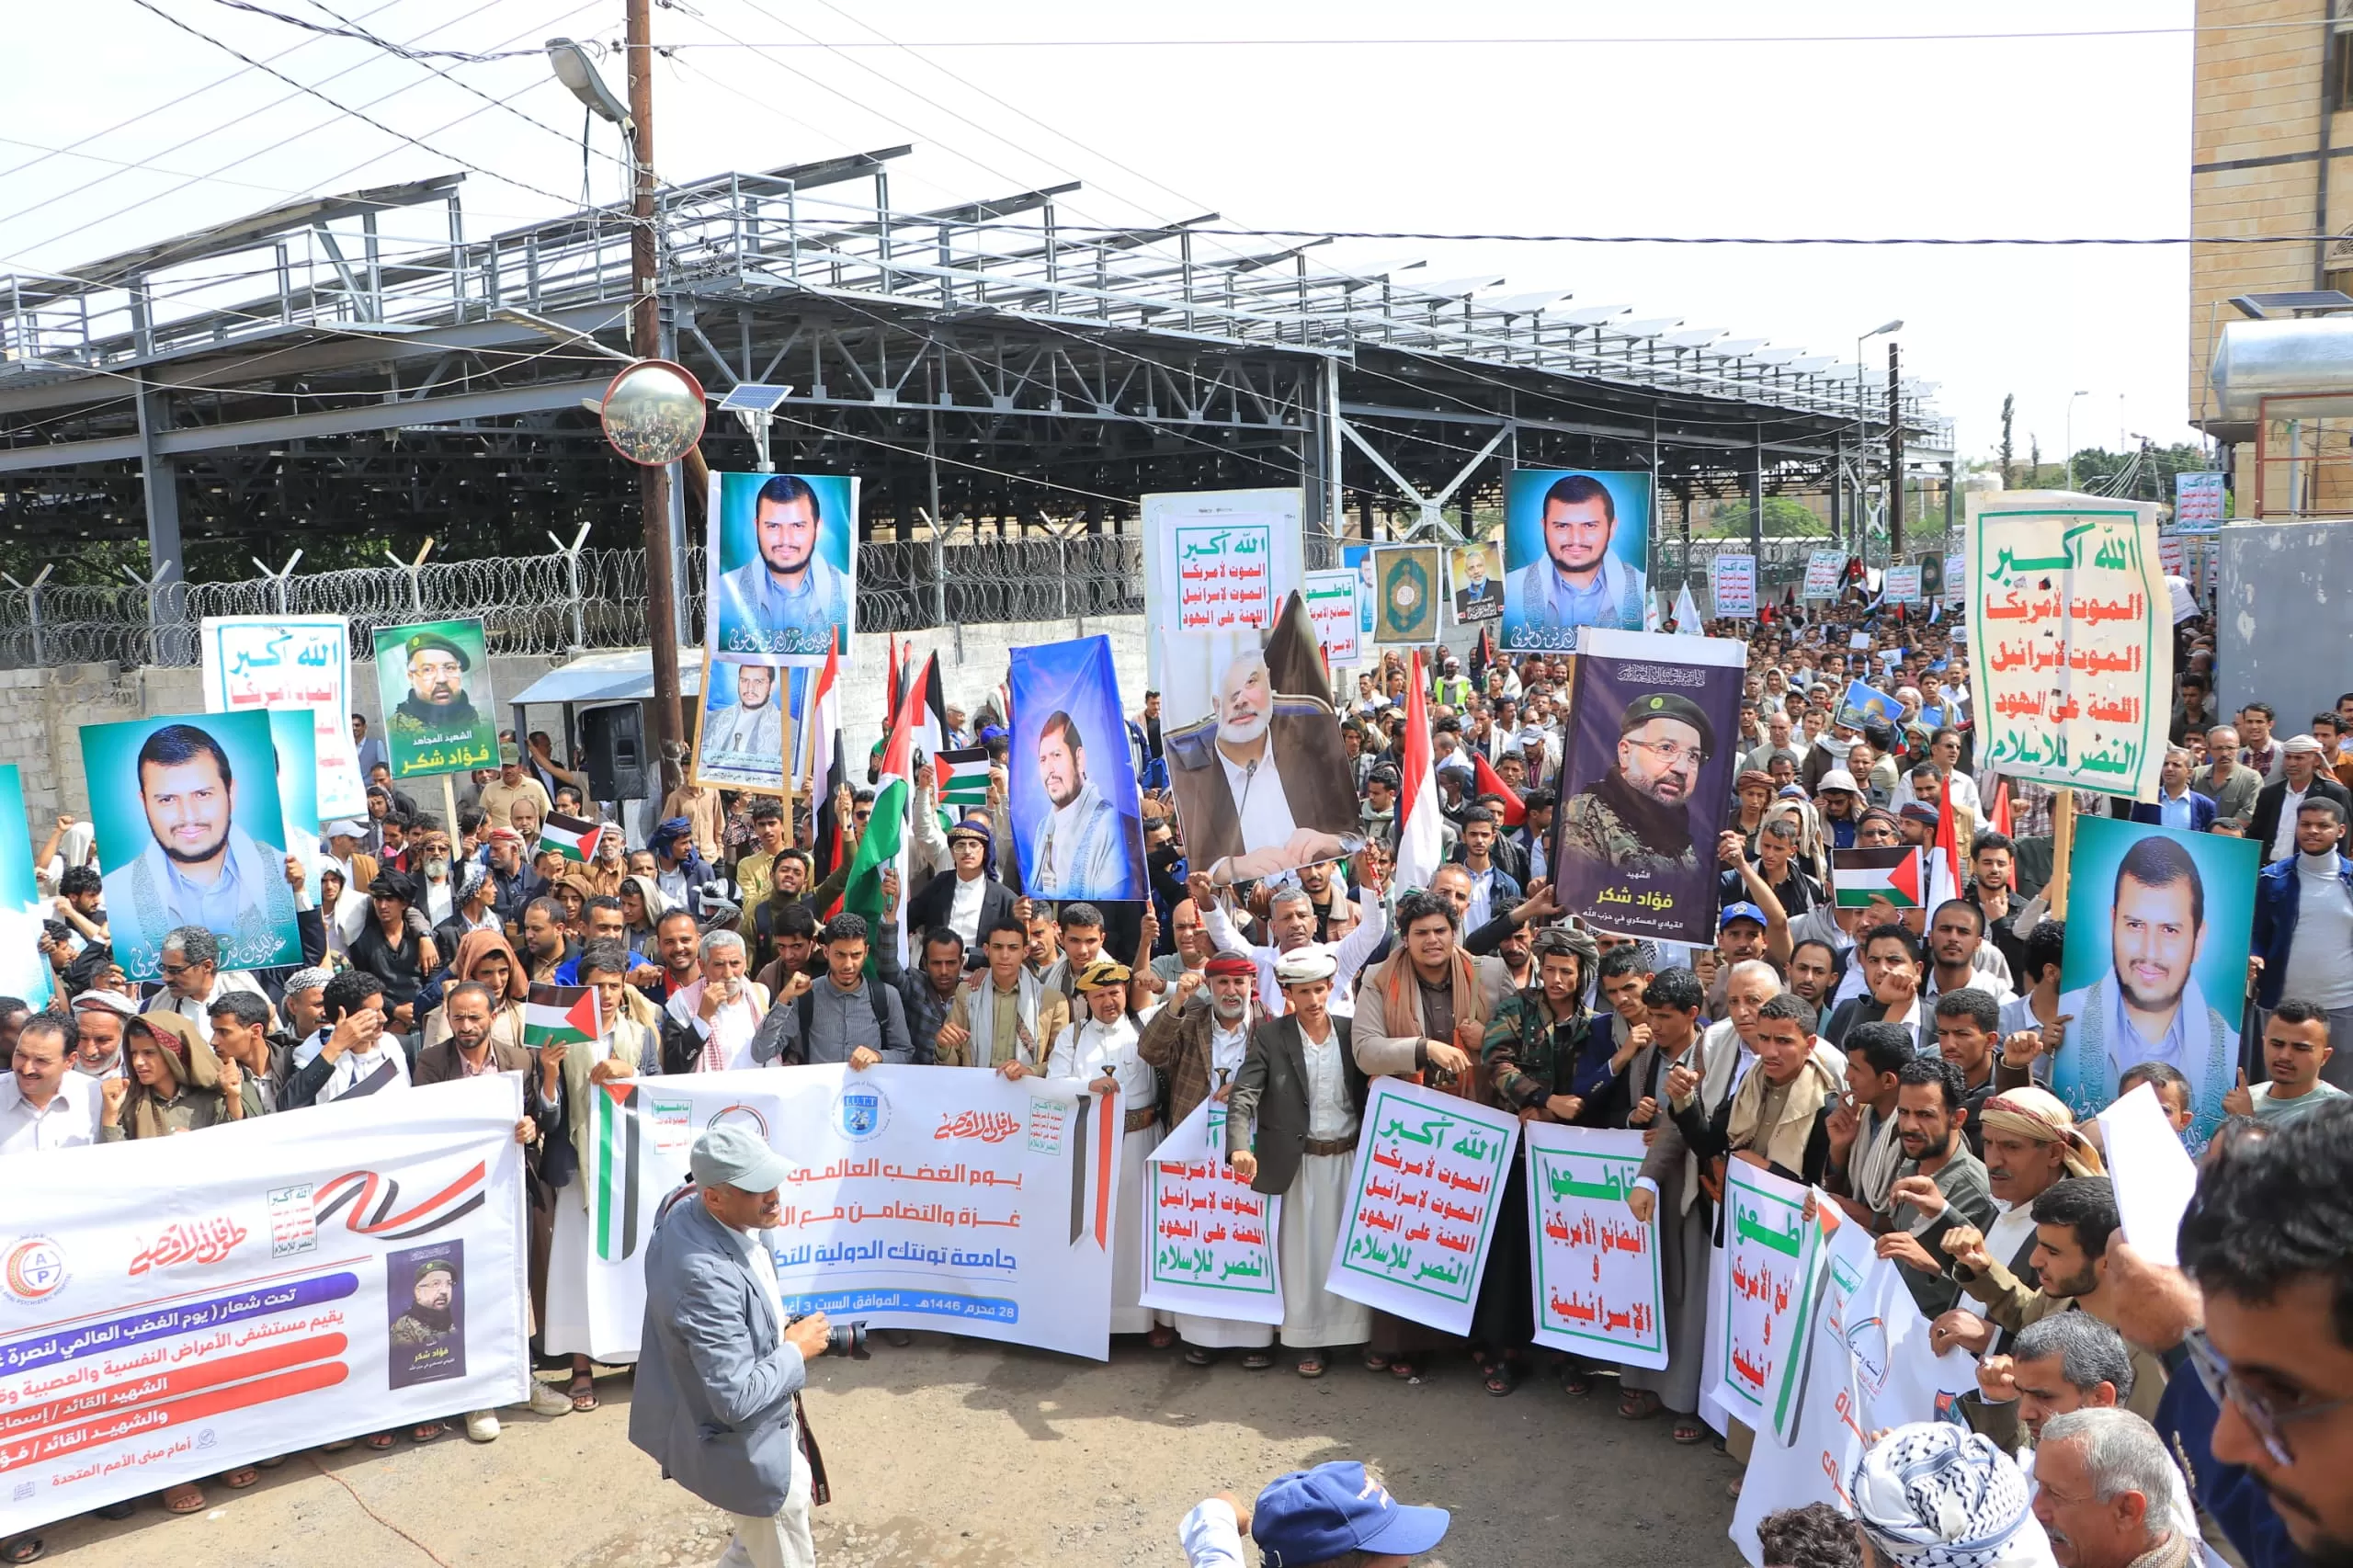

left=2247, top=736, right=2353, bottom=867
left=1225, top=948, right=1373, bottom=1374
left=1822, top=923, right=1935, bottom=1056
left=2114, top=747, right=2216, bottom=834
left=631, top=1125, right=835, bottom=1568
left=903, top=822, right=1017, bottom=949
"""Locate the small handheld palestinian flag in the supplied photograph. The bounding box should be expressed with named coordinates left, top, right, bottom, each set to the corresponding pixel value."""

left=1833, top=846, right=1925, bottom=909
left=524, top=982, right=601, bottom=1047
left=936, top=745, right=992, bottom=810
left=539, top=810, right=607, bottom=865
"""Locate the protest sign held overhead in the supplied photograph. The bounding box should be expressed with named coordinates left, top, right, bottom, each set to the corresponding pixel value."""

left=1551, top=629, right=1747, bottom=946
left=1967, top=490, right=2170, bottom=799
left=1711, top=552, right=1756, bottom=619
left=1802, top=549, right=1847, bottom=599
left=1835, top=677, right=1904, bottom=732
left=1007, top=635, right=1147, bottom=903
left=707, top=471, right=859, bottom=665
left=199, top=613, right=368, bottom=820
left=81, top=710, right=302, bottom=982
left=370, top=617, right=498, bottom=778
left=1302, top=566, right=1362, bottom=666
left=1501, top=469, right=1652, bottom=651
left=1142, top=487, right=1304, bottom=729
left=0, top=1077, right=529, bottom=1538
left=1164, top=590, right=1358, bottom=885
left=692, top=655, right=791, bottom=794
left=1371, top=544, right=1442, bottom=644
left=2053, top=814, right=2256, bottom=1153
left=1882, top=564, right=1923, bottom=605
left=1449, top=541, right=1504, bottom=624
left=1324, top=1079, right=1520, bottom=1337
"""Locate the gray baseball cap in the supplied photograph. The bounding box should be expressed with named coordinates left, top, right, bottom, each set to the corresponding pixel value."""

left=689, top=1122, right=789, bottom=1194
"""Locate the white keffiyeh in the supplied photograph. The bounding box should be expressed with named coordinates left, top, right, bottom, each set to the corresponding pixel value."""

left=1849, top=1424, right=2052, bottom=1568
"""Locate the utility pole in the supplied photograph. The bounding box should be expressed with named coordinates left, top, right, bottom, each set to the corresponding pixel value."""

left=628, top=0, right=683, bottom=792
left=1999, top=394, right=2016, bottom=490
left=1886, top=340, right=1904, bottom=559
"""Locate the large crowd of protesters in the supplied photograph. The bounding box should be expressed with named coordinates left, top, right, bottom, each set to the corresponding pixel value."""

left=6, top=569, right=2351, bottom=1568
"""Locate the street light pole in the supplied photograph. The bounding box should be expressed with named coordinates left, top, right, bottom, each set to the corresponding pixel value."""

left=1856, top=320, right=1902, bottom=560
left=2064, top=390, right=2089, bottom=491
left=626, top=0, right=683, bottom=793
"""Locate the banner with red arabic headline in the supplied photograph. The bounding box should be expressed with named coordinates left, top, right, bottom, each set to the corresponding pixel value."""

left=0, top=1077, right=529, bottom=1534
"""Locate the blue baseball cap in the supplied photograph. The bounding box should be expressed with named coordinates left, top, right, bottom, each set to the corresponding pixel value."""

left=1254, top=1462, right=1449, bottom=1567
left=1720, top=901, right=1768, bottom=931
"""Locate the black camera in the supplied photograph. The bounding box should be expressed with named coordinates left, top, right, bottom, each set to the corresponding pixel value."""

left=801, top=1318, right=869, bottom=1359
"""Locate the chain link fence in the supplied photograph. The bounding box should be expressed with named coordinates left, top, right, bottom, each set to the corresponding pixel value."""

left=0, top=533, right=1145, bottom=670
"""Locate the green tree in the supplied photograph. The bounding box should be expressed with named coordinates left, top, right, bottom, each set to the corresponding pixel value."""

left=1704, top=495, right=1824, bottom=537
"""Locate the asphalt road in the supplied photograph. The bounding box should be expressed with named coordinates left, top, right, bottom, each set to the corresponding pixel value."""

left=27, top=1338, right=1740, bottom=1567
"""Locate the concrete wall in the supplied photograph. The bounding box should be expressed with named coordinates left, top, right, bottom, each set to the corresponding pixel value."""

left=2217, top=517, right=2353, bottom=727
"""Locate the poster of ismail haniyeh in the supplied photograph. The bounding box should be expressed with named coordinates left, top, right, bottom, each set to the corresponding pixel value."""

left=371, top=618, right=500, bottom=779
left=1165, top=591, right=1360, bottom=886
left=80, top=710, right=301, bottom=982
left=1008, top=634, right=1148, bottom=903
left=1550, top=628, right=1747, bottom=946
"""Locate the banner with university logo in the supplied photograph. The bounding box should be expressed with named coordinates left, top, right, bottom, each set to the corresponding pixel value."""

left=1324, top=1080, right=1520, bottom=1336
left=1522, top=1124, right=1667, bottom=1369
left=1138, top=1098, right=1283, bottom=1324
left=564, top=1066, right=1118, bottom=1362
left=1730, top=1209, right=1979, bottom=1562
left=0, top=1078, right=529, bottom=1536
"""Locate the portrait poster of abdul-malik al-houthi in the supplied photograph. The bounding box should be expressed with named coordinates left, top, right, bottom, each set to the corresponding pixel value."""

left=1165, top=591, right=1363, bottom=886
left=81, top=710, right=301, bottom=983
left=1550, top=628, right=1747, bottom=947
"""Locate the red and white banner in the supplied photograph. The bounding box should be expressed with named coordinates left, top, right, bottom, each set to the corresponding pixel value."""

left=0, top=1078, right=529, bottom=1535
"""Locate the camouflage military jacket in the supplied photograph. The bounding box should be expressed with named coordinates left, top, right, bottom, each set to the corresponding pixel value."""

left=1555, top=787, right=1699, bottom=874
left=1483, top=988, right=1607, bottom=1112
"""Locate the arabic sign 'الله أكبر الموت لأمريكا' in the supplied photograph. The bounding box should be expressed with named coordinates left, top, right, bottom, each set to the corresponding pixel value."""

left=1968, top=496, right=2171, bottom=801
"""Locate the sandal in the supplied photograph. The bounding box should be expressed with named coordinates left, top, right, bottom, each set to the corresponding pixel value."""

left=362, top=1433, right=396, bottom=1451
left=2, top=1537, right=40, bottom=1564
left=1619, top=1390, right=1662, bottom=1421
left=568, top=1373, right=599, bottom=1414
left=1295, top=1354, right=1326, bottom=1379
left=1360, top=1350, right=1392, bottom=1373
left=1240, top=1350, right=1274, bottom=1370
left=1388, top=1359, right=1421, bottom=1381
left=1148, top=1325, right=1177, bottom=1349
left=162, top=1483, right=206, bottom=1515
left=1674, top=1417, right=1710, bottom=1445
left=1559, top=1366, right=1595, bottom=1396
left=219, top=1467, right=260, bottom=1489
left=1183, top=1346, right=1218, bottom=1367
left=1482, top=1361, right=1519, bottom=1397
left=410, top=1423, right=445, bottom=1444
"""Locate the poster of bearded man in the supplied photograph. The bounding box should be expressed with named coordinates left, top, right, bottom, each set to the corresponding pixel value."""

left=1551, top=628, right=1747, bottom=945
left=1007, top=635, right=1148, bottom=903
left=1164, top=592, right=1361, bottom=886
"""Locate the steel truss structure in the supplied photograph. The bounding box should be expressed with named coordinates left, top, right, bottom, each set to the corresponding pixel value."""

left=0, top=146, right=1951, bottom=635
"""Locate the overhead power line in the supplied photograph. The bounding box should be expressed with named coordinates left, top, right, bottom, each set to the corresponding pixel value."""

left=198, top=0, right=540, bottom=61
left=642, top=25, right=2268, bottom=50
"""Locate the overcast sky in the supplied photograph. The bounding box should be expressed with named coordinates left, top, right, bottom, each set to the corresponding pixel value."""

left=3, top=0, right=2198, bottom=464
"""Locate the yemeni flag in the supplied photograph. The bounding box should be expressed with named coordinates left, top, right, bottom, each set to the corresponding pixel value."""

left=1833, top=846, right=1925, bottom=909
left=539, top=810, right=607, bottom=865
left=802, top=632, right=848, bottom=883
left=844, top=650, right=924, bottom=971
left=1986, top=777, right=2014, bottom=839
left=937, top=745, right=991, bottom=810
left=1393, top=648, right=1445, bottom=894
left=1470, top=750, right=1526, bottom=827
left=524, top=982, right=601, bottom=1047
left=586, top=1082, right=642, bottom=1261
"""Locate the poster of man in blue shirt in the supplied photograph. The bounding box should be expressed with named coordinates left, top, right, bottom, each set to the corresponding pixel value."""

left=708, top=472, right=858, bottom=665
left=1501, top=469, right=1651, bottom=653
left=83, top=710, right=301, bottom=982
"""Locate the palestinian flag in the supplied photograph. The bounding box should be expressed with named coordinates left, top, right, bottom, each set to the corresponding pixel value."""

left=937, top=745, right=991, bottom=809
left=844, top=650, right=926, bottom=971
left=539, top=810, right=606, bottom=865
left=1833, top=846, right=1925, bottom=909
left=914, top=653, right=948, bottom=769
left=802, top=632, right=847, bottom=885
left=586, top=1083, right=642, bottom=1261
left=523, top=982, right=601, bottom=1047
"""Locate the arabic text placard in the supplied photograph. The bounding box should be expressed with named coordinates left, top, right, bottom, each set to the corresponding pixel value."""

left=1302, top=567, right=1362, bottom=668
left=1710, top=1160, right=1824, bottom=1446
left=1139, top=1099, right=1283, bottom=1324
left=1324, top=1079, right=1520, bottom=1335
left=1524, top=1124, right=1667, bottom=1368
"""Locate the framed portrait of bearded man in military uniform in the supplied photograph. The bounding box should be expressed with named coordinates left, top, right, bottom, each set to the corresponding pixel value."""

left=1551, top=628, right=1747, bottom=946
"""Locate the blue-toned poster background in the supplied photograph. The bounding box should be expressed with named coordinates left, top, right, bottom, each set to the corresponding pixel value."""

left=81, top=710, right=301, bottom=981
left=706, top=471, right=859, bottom=665
left=2054, top=815, right=2256, bottom=1152
left=0, top=766, right=52, bottom=1007
left=1007, top=636, right=1147, bottom=903
left=1501, top=469, right=1653, bottom=653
